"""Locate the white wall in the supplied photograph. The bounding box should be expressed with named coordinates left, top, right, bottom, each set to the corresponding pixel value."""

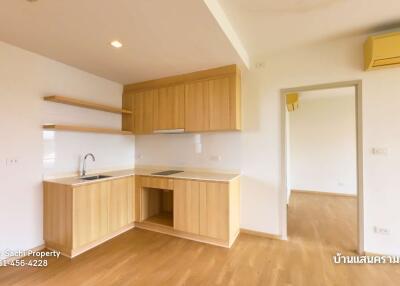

left=135, top=132, right=240, bottom=172
left=240, top=33, right=400, bottom=255
left=0, top=41, right=134, bottom=260
left=289, top=94, right=357, bottom=196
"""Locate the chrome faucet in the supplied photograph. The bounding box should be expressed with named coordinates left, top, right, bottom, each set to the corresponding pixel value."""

left=82, top=153, right=95, bottom=176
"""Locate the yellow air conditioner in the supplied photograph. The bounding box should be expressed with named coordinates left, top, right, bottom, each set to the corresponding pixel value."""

left=286, top=93, right=299, bottom=112
left=364, top=32, right=400, bottom=70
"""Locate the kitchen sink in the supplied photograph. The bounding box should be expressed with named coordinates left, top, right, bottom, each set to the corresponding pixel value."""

left=80, top=175, right=112, bottom=181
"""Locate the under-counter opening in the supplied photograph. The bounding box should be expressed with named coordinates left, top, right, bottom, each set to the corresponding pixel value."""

left=142, top=187, right=173, bottom=227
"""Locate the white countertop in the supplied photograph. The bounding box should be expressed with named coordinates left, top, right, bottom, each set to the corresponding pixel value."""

left=43, top=168, right=240, bottom=186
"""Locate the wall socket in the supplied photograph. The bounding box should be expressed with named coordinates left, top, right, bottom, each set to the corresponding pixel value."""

left=6, top=158, right=19, bottom=167
left=210, top=155, right=222, bottom=162
left=373, top=226, right=391, bottom=235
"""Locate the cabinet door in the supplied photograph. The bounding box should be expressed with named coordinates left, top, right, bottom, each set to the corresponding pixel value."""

left=128, top=176, right=135, bottom=223
left=200, top=182, right=229, bottom=240
left=208, top=76, right=233, bottom=131
left=209, top=77, right=230, bottom=130
left=185, top=81, right=209, bottom=132
left=122, top=92, right=134, bottom=132
left=73, top=181, right=110, bottom=248
left=109, top=177, right=132, bottom=232
left=154, top=84, right=185, bottom=130
left=134, top=89, right=155, bottom=134
left=174, top=180, right=201, bottom=234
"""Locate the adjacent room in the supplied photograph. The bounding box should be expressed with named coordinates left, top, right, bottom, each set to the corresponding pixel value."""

left=1, top=0, right=400, bottom=285
left=286, top=86, right=358, bottom=253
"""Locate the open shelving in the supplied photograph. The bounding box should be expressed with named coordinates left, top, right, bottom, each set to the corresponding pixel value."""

left=43, top=95, right=132, bottom=135
left=42, top=124, right=133, bottom=135
left=44, top=95, right=132, bottom=115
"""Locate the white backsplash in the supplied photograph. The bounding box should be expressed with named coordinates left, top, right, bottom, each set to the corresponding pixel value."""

left=135, top=132, right=241, bottom=172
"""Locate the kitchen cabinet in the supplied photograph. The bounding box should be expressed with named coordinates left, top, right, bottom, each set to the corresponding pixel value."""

left=208, top=76, right=233, bottom=131
left=43, top=176, right=135, bottom=258
left=73, top=181, right=110, bottom=248
left=199, top=182, right=229, bottom=240
left=185, top=80, right=209, bottom=132
left=133, top=89, right=155, bottom=134
left=122, top=64, right=241, bottom=134
left=173, top=180, right=201, bottom=234
left=134, top=175, right=240, bottom=248
left=135, top=176, right=174, bottom=224
left=173, top=180, right=230, bottom=241
left=153, top=84, right=185, bottom=131
left=109, top=177, right=135, bottom=232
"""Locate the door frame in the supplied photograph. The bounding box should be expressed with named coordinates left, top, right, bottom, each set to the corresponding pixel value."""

left=280, top=80, right=364, bottom=254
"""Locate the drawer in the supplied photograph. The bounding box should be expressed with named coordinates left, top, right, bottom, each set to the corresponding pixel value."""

left=138, top=176, right=174, bottom=190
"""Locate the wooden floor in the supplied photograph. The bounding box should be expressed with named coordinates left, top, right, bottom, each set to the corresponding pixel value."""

left=1, top=192, right=399, bottom=286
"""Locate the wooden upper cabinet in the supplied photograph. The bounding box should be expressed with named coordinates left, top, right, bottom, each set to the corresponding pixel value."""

left=122, top=92, right=133, bottom=132
left=123, top=64, right=241, bottom=134
left=133, top=89, right=155, bottom=134
left=153, top=84, right=185, bottom=130
left=185, top=81, right=210, bottom=132
left=208, top=74, right=240, bottom=131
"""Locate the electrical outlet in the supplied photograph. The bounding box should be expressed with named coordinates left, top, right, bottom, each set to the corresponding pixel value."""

left=373, top=226, right=391, bottom=235
left=255, top=62, right=266, bottom=69
left=6, top=158, right=19, bottom=167
left=210, top=155, right=222, bottom=162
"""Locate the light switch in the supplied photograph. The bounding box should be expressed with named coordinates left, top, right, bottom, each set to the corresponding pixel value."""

left=371, top=148, right=388, bottom=155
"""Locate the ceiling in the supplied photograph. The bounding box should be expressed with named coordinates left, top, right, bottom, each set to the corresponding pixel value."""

left=0, top=0, right=245, bottom=84
left=218, top=0, right=400, bottom=59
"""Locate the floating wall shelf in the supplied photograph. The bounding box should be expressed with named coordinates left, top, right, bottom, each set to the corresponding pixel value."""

left=43, top=124, right=133, bottom=135
left=44, top=95, right=132, bottom=115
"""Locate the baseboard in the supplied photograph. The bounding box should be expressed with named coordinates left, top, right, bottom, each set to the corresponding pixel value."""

left=0, top=244, right=45, bottom=264
left=291, top=189, right=357, bottom=198
left=135, top=221, right=231, bottom=248
left=46, top=223, right=135, bottom=259
left=69, top=223, right=135, bottom=258
left=240, top=228, right=282, bottom=240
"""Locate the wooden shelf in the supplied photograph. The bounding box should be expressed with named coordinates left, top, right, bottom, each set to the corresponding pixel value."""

left=43, top=124, right=133, bottom=135
left=144, top=212, right=173, bottom=227
left=44, top=95, right=132, bottom=115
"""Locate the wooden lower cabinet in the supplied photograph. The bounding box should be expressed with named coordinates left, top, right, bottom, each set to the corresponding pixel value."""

left=136, top=176, right=240, bottom=247
left=174, top=180, right=232, bottom=242
left=109, top=177, right=134, bottom=232
left=73, top=181, right=109, bottom=248
left=44, top=176, right=135, bottom=258
left=173, top=180, right=201, bottom=234
left=199, top=182, right=229, bottom=240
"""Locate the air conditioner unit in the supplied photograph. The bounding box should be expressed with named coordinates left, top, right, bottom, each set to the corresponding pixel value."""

left=364, top=32, right=400, bottom=71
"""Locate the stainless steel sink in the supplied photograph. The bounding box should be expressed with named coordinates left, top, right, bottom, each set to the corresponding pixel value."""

left=81, top=175, right=112, bottom=181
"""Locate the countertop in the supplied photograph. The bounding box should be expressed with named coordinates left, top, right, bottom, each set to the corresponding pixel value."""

left=43, top=168, right=241, bottom=186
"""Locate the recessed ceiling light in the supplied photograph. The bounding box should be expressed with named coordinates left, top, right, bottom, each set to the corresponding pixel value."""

left=110, top=41, right=123, bottom=48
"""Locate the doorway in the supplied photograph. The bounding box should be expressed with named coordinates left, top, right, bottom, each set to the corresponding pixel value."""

left=280, top=81, right=364, bottom=254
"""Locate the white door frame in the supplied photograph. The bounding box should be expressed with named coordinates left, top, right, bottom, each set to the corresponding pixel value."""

left=280, top=80, right=364, bottom=254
